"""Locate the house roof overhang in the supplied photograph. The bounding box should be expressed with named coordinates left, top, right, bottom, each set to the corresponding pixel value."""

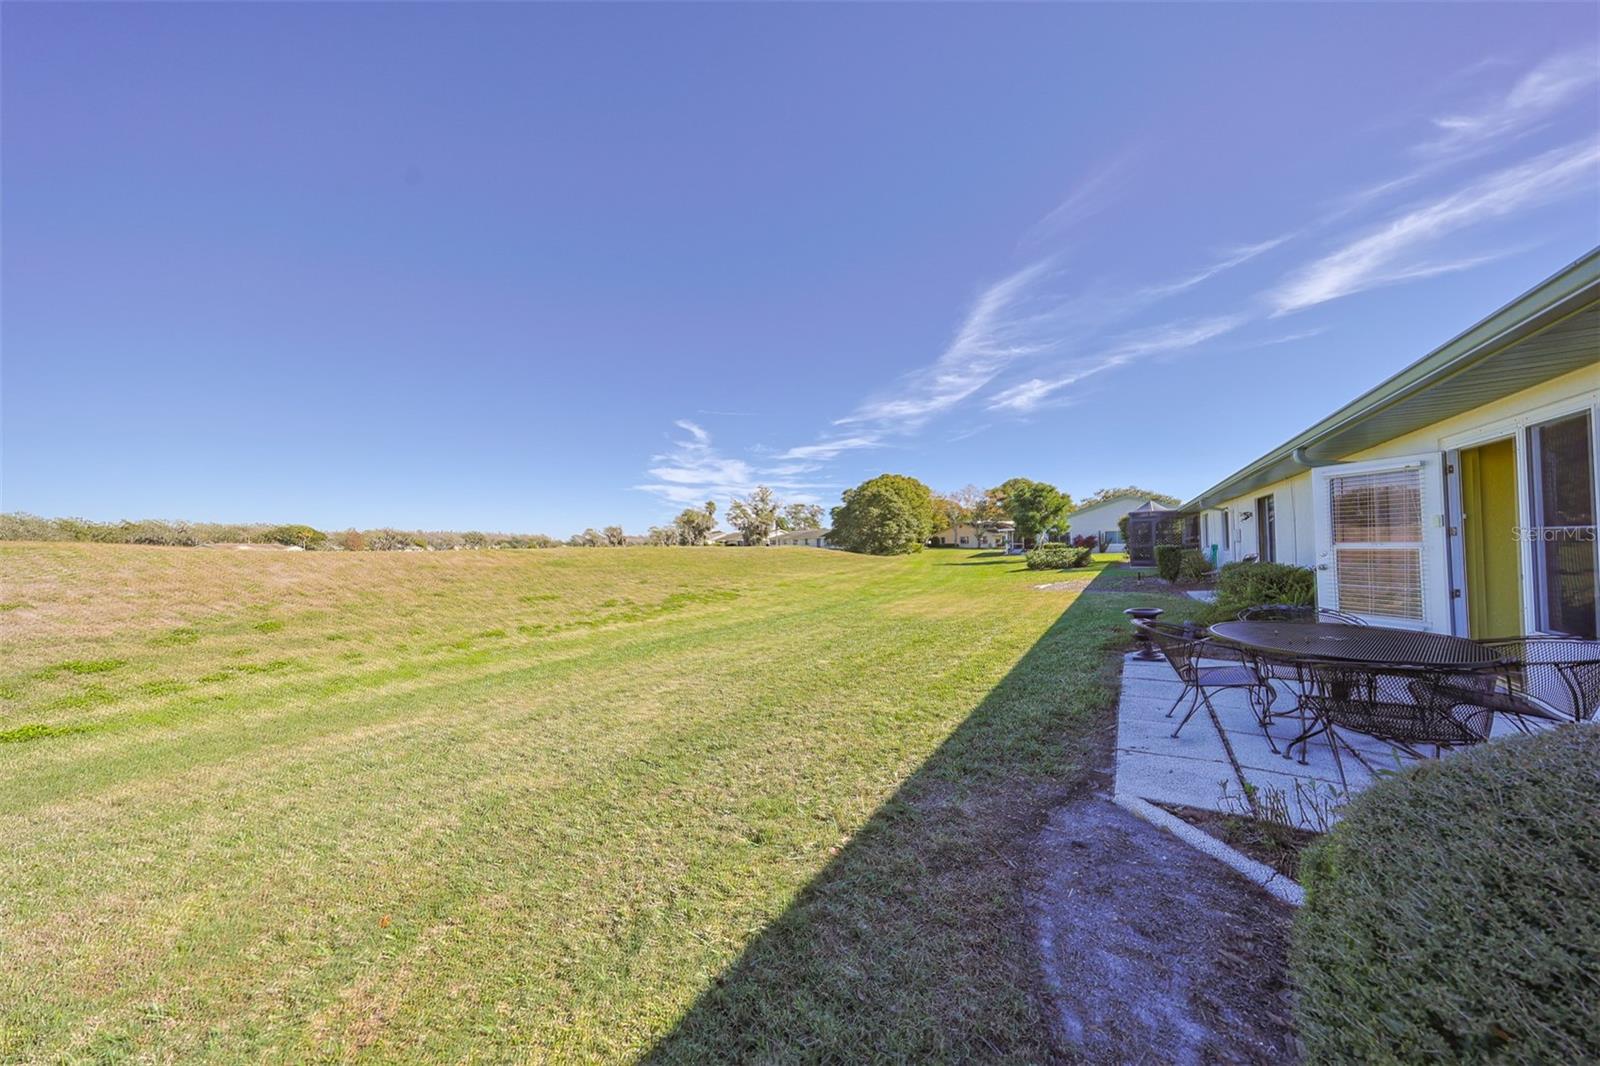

left=1182, top=248, right=1600, bottom=512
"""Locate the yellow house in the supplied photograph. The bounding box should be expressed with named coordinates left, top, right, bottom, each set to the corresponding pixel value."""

left=1183, top=249, right=1599, bottom=639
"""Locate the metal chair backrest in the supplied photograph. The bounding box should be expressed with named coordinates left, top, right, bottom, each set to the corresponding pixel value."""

left=1134, top=619, right=1209, bottom=682
left=1294, top=658, right=1499, bottom=746
left=1480, top=638, right=1600, bottom=722
left=1237, top=604, right=1368, bottom=626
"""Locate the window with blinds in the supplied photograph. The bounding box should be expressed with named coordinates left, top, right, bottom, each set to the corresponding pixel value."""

left=1329, top=467, right=1424, bottom=620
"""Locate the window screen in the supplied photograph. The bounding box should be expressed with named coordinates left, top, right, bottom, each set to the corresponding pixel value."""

left=1329, top=467, right=1424, bottom=620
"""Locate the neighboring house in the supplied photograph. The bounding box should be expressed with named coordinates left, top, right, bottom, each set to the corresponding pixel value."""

left=930, top=521, right=1014, bottom=549
left=1181, top=249, right=1599, bottom=639
left=706, top=530, right=746, bottom=546
left=1069, top=494, right=1172, bottom=549
left=770, top=528, right=831, bottom=548
left=1070, top=494, right=1168, bottom=544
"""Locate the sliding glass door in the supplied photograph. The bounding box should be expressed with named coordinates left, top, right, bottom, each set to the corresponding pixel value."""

left=1527, top=411, right=1598, bottom=639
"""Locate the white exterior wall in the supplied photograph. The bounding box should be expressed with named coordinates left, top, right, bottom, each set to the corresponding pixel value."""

left=1205, top=474, right=1315, bottom=567
left=1068, top=497, right=1160, bottom=541
left=1202, top=362, right=1599, bottom=632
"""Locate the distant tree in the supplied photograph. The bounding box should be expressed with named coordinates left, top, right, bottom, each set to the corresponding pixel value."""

left=673, top=507, right=717, bottom=546
left=1080, top=486, right=1183, bottom=509
left=647, top=525, right=678, bottom=546
left=260, top=524, right=327, bottom=550
left=781, top=502, right=825, bottom=531
left=572, top=528, right=603, bottom=548
left=340, top=528, right=366, bottom=551
left=462, top=531, right=489, bottom=549
left=727, top=486, right=780, bottom=545
left=830, top=474, right=937, bottom=555
left=989, top=478, right=1071, bottom=548
left=602, top=525, right=627, bottom=547
left=364, top=528, right=412, bottom=551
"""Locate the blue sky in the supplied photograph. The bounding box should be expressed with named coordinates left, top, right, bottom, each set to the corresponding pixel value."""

left=4, top=4, right=1598, bottom=536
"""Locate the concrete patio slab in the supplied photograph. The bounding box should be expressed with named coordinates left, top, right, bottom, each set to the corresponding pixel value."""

left=1114, top=649, right=1544, bottom=829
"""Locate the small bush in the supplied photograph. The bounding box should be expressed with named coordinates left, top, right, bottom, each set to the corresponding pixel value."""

left=1176, top=548, right=1211, bottom=584
left=1025, top=543, right=1092, bottom=570
left=260, top=524, right=327, bottom=550
left=1211, top=560, right=1314, bottom=618
left=1153, top=544, right=1183, bottom=581
left=1293, top=727, right=1600, bottom=1064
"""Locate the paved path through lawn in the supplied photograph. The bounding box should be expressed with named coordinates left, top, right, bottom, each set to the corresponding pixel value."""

left=1026, top=798, right=1299, bottom=1065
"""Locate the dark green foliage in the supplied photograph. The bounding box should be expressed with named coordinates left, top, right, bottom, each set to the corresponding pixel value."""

left=1154, top=544, right=1183, bottom=582
left=1293, top=728, right=1600, bottom=1064
left=260, top=524, right=328, bottom=550
left=1079, top=486, right=1183, bottom=509
left=1176, top=549, right=1211, bottom=584
left=1211, top=560, right=1315, bottom=618
left=830, top=474, right=937, bottom=555
left=1025, top=544, right=1092, bottom=570
left=990, top=478, right=1072, bottom=546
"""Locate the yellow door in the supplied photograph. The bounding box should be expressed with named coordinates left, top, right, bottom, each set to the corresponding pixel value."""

left=1461, top=438, right=1521, bottom=639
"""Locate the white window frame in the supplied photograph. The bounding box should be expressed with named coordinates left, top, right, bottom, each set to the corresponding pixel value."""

left=1313, top=454, right=1450, bottom=631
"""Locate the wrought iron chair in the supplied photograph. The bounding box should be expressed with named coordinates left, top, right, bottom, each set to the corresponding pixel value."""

left=1292, top=658, right=1501, bottom=790
left=1479, top=638, right=1600, bottom=724
left=1237, top=604, right=1368, bottom=625
left=1135, top=620, right=1278, bottom=752
left=1230, top=605, right=1365, bottom=730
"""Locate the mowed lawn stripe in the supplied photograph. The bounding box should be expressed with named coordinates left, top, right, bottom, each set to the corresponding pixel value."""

left=0, top=543, right=1150, bottom=1062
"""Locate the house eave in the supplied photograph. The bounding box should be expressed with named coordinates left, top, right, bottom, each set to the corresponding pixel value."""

left=1182, top=248, right=1600, bottom=512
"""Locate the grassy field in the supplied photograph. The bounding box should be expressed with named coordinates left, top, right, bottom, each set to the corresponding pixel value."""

left=0, top=542, right=1183, bottom=1063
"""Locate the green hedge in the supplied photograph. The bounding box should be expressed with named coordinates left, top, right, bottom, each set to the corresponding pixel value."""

left=1176, top=548, right=1211, bottom=583
left=1153, top=544, right=1183, bottom=581
left=1211, top=560, right=1314, bottom=618
left=1025, top=543, right=1092, bottom=570
left=1293, top=727, right=1600, bottom=1063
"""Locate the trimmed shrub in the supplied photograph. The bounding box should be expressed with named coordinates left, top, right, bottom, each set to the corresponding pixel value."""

left=1176, top=548, right=1211, bottom=584
left=1293, top=727, right=1600, bottom=1064
left=261, top=524, right=327, bottom=550
left=1153, top=544, right=1183, bottom=581
left=1025, top=543, right=1092, bottom=570
left=1211, top=560, right=1314, bottom=618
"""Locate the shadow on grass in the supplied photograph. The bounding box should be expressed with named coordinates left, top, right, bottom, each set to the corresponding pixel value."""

left=643, top=565, right=1189, bottom=1064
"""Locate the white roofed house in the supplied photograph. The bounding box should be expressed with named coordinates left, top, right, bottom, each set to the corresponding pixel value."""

left=929, top=521, right=1014, bottom=550
left=769, top=528, right=832, bottom=548
left=1182, top=250, right=1599, bottom=639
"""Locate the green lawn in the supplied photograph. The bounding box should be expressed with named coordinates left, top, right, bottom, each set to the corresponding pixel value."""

left=0, top=543, right=1183, bottom=1062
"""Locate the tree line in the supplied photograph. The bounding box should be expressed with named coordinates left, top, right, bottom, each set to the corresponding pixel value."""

left=1, top=481, right=1169, bottom=555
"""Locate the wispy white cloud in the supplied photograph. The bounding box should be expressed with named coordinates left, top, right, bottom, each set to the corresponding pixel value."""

left=1335, top=50, right=1600, bottom=215
left=833, top=258, right=1059, bottom=432
left=1022, top=150, right=1140, bottom=244
left=1420, top=49, right=1599, bottom=158
left=1139, top=235, right=1295, bottom=299
left=777, top=436, right=883, bottom=461
left=637, top=422, right=828, bottom=507
left=674, top=418, right=710, bottom=444
left=1271, top=139, right=1600, bottom=314
left=986, top=314, right=1247, bottom=413
left=1248, top=325, right=1330, bottom=347
left=792, top=225, right=1284, bottom=452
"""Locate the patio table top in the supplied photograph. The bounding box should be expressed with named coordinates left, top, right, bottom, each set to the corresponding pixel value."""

left=1208, top=620, right=1502, bottom=670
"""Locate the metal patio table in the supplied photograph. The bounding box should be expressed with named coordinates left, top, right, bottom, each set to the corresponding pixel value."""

left=1207, top=621, right=1502, bottom=670
left=1207, top=621, right=1506, bottom=766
